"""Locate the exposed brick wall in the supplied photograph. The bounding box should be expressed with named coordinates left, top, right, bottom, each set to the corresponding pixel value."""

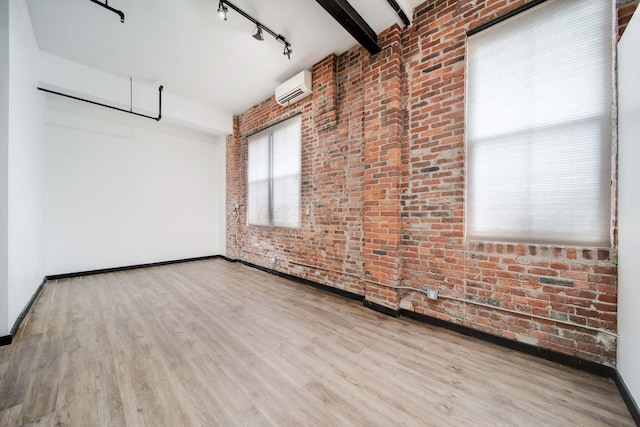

left=362, top=26, right=404, bottom=307
left=226, top=53, right=366, bottom=295
left=618, top=0, right=639, bottom=37
left=226, top=0, right=637, bottom=366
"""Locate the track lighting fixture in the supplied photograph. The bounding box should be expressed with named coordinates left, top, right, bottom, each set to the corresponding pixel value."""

left=217, top=1, right=228, bottom=21
left=252, top=25, right=264, bottom=41
left=283, top=44, right=292, bottom=60
left=217, top=0, right=292, bottom=59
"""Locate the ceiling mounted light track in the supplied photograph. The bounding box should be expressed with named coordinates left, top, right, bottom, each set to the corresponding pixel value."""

left=89, top=0, right=125, bottom=23
left=216, top=0, right=293, bottom=59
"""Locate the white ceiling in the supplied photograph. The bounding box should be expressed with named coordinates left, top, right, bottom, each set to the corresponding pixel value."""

left=26, top=0, right=423, bottom=115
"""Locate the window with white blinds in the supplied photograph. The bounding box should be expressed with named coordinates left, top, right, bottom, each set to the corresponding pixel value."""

left=465, top=0, right=613, bottom=247
left=247, top=115, right=301, bottom=228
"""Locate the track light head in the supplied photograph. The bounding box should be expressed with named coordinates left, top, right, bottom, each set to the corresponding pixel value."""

left=252, top=25, right=264, bottom=41
left=217, top=1, right=228, bottom=21
left=216, top=2, right=292, bottom=59
left=283, top=44, right=292, bottom=60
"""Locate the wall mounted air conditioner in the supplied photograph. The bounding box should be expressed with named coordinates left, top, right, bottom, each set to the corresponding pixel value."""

left=275, top=70, right=312, bottom=106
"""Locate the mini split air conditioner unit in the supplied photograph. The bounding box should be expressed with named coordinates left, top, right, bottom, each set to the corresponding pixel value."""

left=275, top=70, right=312, bottom=106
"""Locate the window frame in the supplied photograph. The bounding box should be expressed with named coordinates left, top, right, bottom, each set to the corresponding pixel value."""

left=247, top=114, right=302, bottom=229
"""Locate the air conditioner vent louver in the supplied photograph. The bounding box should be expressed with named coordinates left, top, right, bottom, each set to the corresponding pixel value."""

left=275, top=70, right=312, bottom=106
left=280, top=89, right=305, bottom=104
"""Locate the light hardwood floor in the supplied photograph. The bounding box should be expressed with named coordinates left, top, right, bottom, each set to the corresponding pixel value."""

left=0, top=259, right=634, bottom=426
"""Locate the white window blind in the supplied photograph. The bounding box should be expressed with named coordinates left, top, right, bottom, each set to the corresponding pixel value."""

left=247, top=115, right=301, bottom=228
left=271, top=118, right=301, bottom=227
left=247, top=132, right=270, bottom=226
left=466, top=0, right=613, bottom=247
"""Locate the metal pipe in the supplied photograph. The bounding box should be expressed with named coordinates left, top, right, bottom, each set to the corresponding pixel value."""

left=38, top=85, right=164, bottom=122
left=157, top=85, right=163, bottom=121
left=89, top=0, right=125, bottom=23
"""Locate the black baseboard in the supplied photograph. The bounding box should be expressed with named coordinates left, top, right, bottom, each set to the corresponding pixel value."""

left=613, top=369, right=640, bottom=426
left=364, top=299, right=400, bottom=318
left=400, top=310, right=614, bottom=378
left=229, top=258, right=363, bottom=302
left=46, top=255, right=221, bottom=280
left=0, top=277, right=47, bottom=348
left=399, top=310, right=640, bottom=424
left=10, top=278, right=47, bottom=337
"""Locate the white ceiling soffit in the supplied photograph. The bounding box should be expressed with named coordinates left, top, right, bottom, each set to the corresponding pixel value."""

left=26, top=0, right=423, bottom=115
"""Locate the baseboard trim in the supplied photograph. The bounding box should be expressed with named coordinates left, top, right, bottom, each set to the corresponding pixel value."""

left=221, top=257, right=363, bottom=302
left=400, top=310, right=614, bottom=377
left=10, top=278, right=47, bottom=338
left=612, top=369, right=640, bottom=425
left=46, top=255, right=221, bottom=280
left=364, top=299, right=400, bottom=318
left=0, top=277, right=47, bottom=347
left=402, top=309, right=639, bottom=422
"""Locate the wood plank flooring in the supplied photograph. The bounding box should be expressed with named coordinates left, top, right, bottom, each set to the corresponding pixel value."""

left=0, top=259, right=634, bottom=426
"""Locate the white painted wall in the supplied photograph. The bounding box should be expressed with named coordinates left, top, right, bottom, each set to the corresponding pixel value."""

left=44, top=95, right=226, bottom=275
left=618, top=9, right=640, bottom=410
left=0, top=0, right=9, bottom=336
left=5, top=0, right=46, bottom=334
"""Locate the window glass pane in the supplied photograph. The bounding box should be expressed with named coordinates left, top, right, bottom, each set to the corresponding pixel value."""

left=272, top=116, right=302, bottom=179
left=272, top=116, right=301, bottom=227
left=466, top=0, right=612, bottom=246
left=247, top=131, right=270, bottom=226
left=248, top=131, right=270, bottom=183
left=272, top=175, right=300, bottom=228
left=248, top=180, right=270, bottom=226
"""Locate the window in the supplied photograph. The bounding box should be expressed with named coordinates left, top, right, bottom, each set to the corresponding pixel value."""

left=247, top=115, right=301, bottom=228
left=465, top=0, right=613, bottom=247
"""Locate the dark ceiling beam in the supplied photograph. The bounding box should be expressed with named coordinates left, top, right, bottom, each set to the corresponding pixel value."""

left=386, top=0, right=410, bottom=26
left=315, top=0, right=381, bottom=55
